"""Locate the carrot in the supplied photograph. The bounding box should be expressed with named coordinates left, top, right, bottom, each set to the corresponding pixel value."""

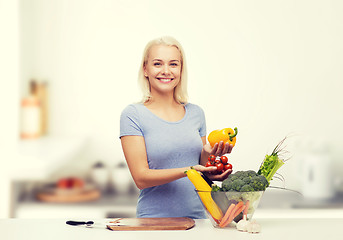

left=243, top=200, right=250, bottom=217
left=221, top=205, right=246, bottom=228
left=220, top=201, right=245, bottom=228
left=219, top=203, right=235, bottom=227
left=231, top=201, right=244, bottom=218
left=231, top=205, right=245, bottom=222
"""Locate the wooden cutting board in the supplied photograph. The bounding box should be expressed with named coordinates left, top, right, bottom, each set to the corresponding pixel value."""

left=106, top=217, right=195, bottom=231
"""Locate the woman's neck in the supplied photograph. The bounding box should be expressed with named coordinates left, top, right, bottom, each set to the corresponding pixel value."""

left=144, top=92, right=180, bottom=108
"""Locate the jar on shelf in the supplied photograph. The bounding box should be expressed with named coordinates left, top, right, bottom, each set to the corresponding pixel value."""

left=20, top=95, right=41, bottom=139
left=90, top=161, right=109, bottom=193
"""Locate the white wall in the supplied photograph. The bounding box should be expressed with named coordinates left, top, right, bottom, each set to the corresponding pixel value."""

left=0, top=0, right=20, bottom=218
left=19, top=0, right=343, bottom=191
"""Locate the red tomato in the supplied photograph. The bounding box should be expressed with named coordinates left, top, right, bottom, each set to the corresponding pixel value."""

left=205, top=161, right=213, bottom=167
left=220, top=155, right=228, bottom=164
left=57, top=178, right=69, bottom=189
left=58, top=178, right=75, bottom=188
left=224, top=163, right=233, bottom=170
left=208, top=155, right=216, bottom=163
left=216, top=163, right=224, bottom=172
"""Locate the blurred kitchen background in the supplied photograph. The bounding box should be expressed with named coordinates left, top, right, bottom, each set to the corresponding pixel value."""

left=1, top=0, right=343, bottom=219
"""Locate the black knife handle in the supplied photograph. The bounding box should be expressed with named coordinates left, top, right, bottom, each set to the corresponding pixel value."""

left=66, top=220, right=94, bottom=226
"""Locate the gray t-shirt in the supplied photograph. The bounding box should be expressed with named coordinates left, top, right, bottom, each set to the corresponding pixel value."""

left=119, top=103, right=207, bottom=219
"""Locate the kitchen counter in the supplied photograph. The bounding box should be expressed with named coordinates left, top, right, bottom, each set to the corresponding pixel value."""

left=1, top=216, right=342, bottom=240
left=258, top=188, right=343, bottom=209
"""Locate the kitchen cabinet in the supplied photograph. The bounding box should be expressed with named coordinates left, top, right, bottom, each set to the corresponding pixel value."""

left=7, top=136, right=92, bottom=217
left=13, top=136, right=89, bottom=180
left=6, top=135, right=141, bottom=219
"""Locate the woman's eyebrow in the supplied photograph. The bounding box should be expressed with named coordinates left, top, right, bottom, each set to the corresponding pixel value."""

left=152, top=59, right=180, bottom=62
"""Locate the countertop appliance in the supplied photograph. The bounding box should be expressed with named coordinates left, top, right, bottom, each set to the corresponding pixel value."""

left=301, top=152, right=334, bottom=200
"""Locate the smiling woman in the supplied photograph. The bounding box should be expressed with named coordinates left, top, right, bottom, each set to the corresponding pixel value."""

left=138, top=36, right=188, bottom=104
left=143, top=44, right=182, bottom=101
left=119, top=36, right=233, bottom=219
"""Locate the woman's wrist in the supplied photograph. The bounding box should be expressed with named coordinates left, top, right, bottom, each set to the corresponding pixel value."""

left=200, top=148, right=210, bottom=165
left=182, top=166, right=192, bottom=177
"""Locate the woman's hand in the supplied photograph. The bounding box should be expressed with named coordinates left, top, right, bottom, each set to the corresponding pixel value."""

left=203, top=141, right=233, bottom=157
left=192, top=164, right=232, bottom=181
left=201, top=141, right=233, bottom=166
left=206, top=168, right=232, bottom=181
left=192, top=164, right=217, bottom=173
left=200, top=140, right=234, bottom=181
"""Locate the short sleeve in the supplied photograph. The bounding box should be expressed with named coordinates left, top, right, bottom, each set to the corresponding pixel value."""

left=198, top=106, right=207, bottom=137
left=119, top=104, right=143, bottom=138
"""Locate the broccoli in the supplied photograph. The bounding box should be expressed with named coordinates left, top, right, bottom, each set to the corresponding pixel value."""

left=231, top=179, right=245, bottom=191
left=247, top=170, right=258, bottom=178
left=221, top=170, right=269, bottom=192
left=240, top=185, right=254, bottom=192
left=242, top=177, right=251, bottom=185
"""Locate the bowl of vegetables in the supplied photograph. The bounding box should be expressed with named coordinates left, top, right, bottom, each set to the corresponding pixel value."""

left=197, top=190, right=264, bottom=228
left=187, top=136, right=291, bottom=231
left=195, top=170, right=268, bottom=228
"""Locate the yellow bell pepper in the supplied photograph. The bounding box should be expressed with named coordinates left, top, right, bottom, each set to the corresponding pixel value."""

left=185, top=168, right=223, bottom=221
left=208, top=127, right=238, bottom=148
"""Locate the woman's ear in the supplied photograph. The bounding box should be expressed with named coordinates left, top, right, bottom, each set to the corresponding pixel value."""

left=143, top=65, right=148, bottom=77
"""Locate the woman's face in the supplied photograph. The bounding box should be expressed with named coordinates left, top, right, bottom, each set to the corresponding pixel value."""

left=144, top=44, right=182, bottom=97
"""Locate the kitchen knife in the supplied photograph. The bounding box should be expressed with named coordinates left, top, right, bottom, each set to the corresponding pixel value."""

left=66, top=219, right=122, bottom=229
left=66, top=220, right=94, bottom=226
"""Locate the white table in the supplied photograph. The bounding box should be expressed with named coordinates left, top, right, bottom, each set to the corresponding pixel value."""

left=1, top=217, right=342, bottom=240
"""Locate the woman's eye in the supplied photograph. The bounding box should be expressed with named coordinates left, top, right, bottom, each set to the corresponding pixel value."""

left=170, top=63, right=179, bottom=66
left=153, top=62, right=161, bottom=66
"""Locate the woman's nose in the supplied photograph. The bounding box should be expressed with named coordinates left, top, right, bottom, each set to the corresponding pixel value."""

left=162, top=65, right=171, bottom=75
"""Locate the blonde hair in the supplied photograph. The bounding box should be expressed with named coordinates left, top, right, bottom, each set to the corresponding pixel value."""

left=138, top=36, right=188, bottom=104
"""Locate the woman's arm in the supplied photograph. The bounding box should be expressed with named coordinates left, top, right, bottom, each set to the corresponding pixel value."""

left=121, top=135, right=216, bottom=190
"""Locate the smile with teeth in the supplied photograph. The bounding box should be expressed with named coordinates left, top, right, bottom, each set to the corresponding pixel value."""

left=157, top=78, right=173, bottom=83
